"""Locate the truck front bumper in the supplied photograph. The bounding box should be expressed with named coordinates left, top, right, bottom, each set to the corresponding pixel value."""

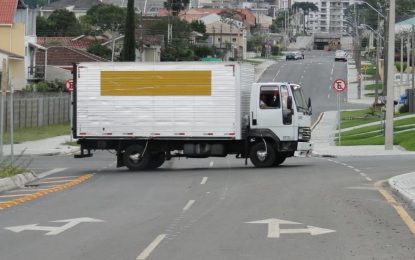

left=296, top=142, right=313, bottom=157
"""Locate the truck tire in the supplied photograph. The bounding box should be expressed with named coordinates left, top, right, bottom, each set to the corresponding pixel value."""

left=123, top=145, right=150, bottom=171
left=147, top=153, right=165, bottom=169
left=273, top=154, right=287, bottom=166
left=249, top=142, right=276, bottom=168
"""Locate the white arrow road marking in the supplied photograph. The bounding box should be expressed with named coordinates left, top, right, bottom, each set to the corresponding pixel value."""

left=246, top=218, right=300, bottom=238
left=246, top=218, right=335, bottom=238
left=4, top=217, right=104, bottom=236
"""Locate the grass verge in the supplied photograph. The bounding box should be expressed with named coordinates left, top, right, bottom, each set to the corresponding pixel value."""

left=338, top=130, right=415, bottom=150
left=2, top=123, right=70, bottom=144
left=0, top=155, right=31, bottom=178
left=337, top=117, right=415, bottom=151
left=341, top=108, right=410, bottom=129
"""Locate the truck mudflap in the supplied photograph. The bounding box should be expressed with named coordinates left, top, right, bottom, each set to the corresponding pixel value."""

left=296, top=142, right=313, bottom=157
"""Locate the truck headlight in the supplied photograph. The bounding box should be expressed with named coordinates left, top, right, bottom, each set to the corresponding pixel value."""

left=298, top=127, right=311, bottom=141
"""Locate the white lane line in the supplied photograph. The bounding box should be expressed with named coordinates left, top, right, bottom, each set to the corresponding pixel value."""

left=365, top=177, right=373, bottom=182
left=360, top=172, right=367, bottom=177
left=273, top=69, right=282, bottom=81
left=0, top=194, right=31, bottom=198
left=347, top=165, right=354, bottom=169
left=209, top=161, right=214, bottom=167
left=341, top=163, right=347, bottom=166
left=44, top=176, right=78, bottom=180
left=136, top=234, right=167, bottom=260
left=36, top=168, right=67, bottom=179
left=301, top=75, right=304, bottom=79
left=200, top=177, right=208, bottom=185
left=37, top=179, right=74, bottom=184
left=354, top=169, right=361, bottom=172
left=183, top=200, right=195, bottom=211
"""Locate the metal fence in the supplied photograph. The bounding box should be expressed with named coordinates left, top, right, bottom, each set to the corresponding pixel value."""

left=0, top=92, right=71, bottom=131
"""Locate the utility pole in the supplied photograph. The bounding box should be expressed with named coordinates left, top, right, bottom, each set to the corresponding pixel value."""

left=375, top=18, right=380, bottom=105
left=407, top=33, right=411, bottom=84
left=385, top=0, right=395, bottom=150
left=383, top=8, right=389, bottom=96
left=412, top=25, right=415, bottom=91
left=354, top=3, right=362, bottom=99
left=400, top=36, right=403, bottom=84
left=0, top=59, right=7, bottom=160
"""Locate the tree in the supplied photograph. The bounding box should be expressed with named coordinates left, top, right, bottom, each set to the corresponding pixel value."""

left=190, top=20, right=206, bottom=34
left=121, top=0, right=136, bottom=61
left=87, top=42, right=112, bottom=60
left=81, top=4, right=126, bottom=34
left=36, top=9, right=82, bottom=36
left=163, top=0, right=189, bottom=16
left=291, top=2, right=318, bottom=34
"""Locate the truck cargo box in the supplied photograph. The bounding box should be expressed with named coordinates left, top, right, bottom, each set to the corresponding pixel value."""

left=74, top=62, right=254, bottom=140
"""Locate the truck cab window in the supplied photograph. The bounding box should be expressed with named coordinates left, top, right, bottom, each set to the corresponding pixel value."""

left=259, top=86, right=280, bottom=109
left=281, top=85, right=293, bottom=125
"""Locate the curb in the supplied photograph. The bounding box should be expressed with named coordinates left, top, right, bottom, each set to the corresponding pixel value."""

left=255, top=60, right=276, bottom=82
left=0, top=171, right=38, bottom=193
left=388, top=172, right=415, bottom=208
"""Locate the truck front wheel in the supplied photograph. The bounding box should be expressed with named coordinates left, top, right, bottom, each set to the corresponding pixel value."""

left=249, top=142, right=276, bottom=168
left=273, top=154, right=287, bottom=166
left=123, top=145, right=151, bottom=171
left=147, top=153, right=166, bottom=169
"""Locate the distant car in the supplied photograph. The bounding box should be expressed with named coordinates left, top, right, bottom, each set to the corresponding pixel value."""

left=286, top=52, right=303, bottom=61
left=335, top=50, right=347, bottom=62
left=286, top=52, right=296, bottom=60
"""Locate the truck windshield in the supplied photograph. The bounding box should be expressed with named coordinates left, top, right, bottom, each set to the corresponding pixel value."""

left=290, top=85, right=308, bottom=113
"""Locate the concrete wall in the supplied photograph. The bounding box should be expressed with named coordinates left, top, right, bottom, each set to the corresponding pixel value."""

left=45, top=66, right=72, bottom=82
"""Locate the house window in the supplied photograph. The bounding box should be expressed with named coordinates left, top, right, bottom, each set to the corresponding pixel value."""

left=232, top=38, right=237, bottom=42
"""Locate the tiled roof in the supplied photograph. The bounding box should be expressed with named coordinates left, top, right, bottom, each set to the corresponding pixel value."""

left=36, top=46, right=107, bottom=66
left=37, top=36, right=107, bottom=50
left=0, top=0, right=18, bottom=24
left=41, top=0, right=101, bottom=11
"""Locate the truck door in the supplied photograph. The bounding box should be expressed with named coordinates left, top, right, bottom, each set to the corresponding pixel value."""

left=255, top=85, right=296, bottom=141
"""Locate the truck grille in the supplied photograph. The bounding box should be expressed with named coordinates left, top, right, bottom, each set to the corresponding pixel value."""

left=298, top=127, right=311, bottom=141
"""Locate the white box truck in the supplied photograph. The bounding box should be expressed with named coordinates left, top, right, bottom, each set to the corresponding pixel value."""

left=72, top=62, right=312, bottom=170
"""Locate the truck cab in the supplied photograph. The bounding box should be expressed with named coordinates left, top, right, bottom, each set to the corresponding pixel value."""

left=248, top=82, right=312, bottom=167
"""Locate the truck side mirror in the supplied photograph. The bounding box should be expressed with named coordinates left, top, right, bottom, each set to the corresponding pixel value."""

left=307, top=97, right=311, bottom=108
left=287, top=96, right=293, bottom=110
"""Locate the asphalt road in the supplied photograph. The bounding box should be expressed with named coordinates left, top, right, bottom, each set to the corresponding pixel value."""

left=0, top=52, right=414, bottom=260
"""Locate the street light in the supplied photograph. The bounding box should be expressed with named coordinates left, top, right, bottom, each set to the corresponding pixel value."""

left=359, top=24, right=383, bottom=40
left=355, top=1, right=385, bottom=19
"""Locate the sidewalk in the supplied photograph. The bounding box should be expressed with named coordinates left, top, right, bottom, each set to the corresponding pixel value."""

left=347, top=61, right=375, bottom=106
left=253, top=58, right=277, bottom=82
left=311, top=111, right=415, bottom=157
left=1, top=135, right=79, bottom=156
left=389, top=172, right=415, bottom=208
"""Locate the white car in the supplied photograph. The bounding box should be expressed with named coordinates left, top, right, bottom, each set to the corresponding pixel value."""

left=335, top=50, right=347, bottom=62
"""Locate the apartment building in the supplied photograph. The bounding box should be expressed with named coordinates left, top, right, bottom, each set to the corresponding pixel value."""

left=295, top=0, right=355, bottom=34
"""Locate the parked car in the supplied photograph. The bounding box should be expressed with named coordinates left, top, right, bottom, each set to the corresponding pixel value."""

left=335, top=50, right=347, bottom=62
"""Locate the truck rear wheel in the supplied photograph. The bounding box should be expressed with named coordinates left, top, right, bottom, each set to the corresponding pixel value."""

left=147, top=153, right=165, bottom=169
left=123, top=145, right=150, bottom=171
left=273, top=154, right=287, bottom=166
left=249, top=142, right=276, bottom=168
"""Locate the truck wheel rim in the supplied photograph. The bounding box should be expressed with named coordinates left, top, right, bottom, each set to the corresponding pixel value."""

left=129, top=153, right=142, bottom=163
left=257, top=150, right=267, bottom=162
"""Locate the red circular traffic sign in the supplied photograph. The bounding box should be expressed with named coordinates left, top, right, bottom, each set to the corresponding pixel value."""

left=332, top=79, right=347, bottom=93
left=65, top=79, right=73, bottom=92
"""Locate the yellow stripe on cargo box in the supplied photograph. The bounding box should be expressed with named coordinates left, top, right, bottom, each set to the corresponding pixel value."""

left=101, top=70, right=212, bottom=96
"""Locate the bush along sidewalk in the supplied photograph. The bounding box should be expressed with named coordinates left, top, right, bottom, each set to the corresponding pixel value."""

left=0, top=154, right=32, bottom=178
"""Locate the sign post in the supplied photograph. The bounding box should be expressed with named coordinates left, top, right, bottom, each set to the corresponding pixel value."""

left=332, top=79, right=347, bottom=146
left=65, top=79, right=74, bottom=142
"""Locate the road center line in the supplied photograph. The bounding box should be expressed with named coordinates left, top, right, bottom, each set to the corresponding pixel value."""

left=183, top=200, right=195, bottom=211
left=360, top=172, right=367, bottom=177
left=200, top=177, right=208, bottom=185
left=272, top=69, right=281, bottom=81
left=354, top=169, right=361, bottom=172
left=136, top=234, right=166, bottom=260
left=365, top=177, right=373, bottom=182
